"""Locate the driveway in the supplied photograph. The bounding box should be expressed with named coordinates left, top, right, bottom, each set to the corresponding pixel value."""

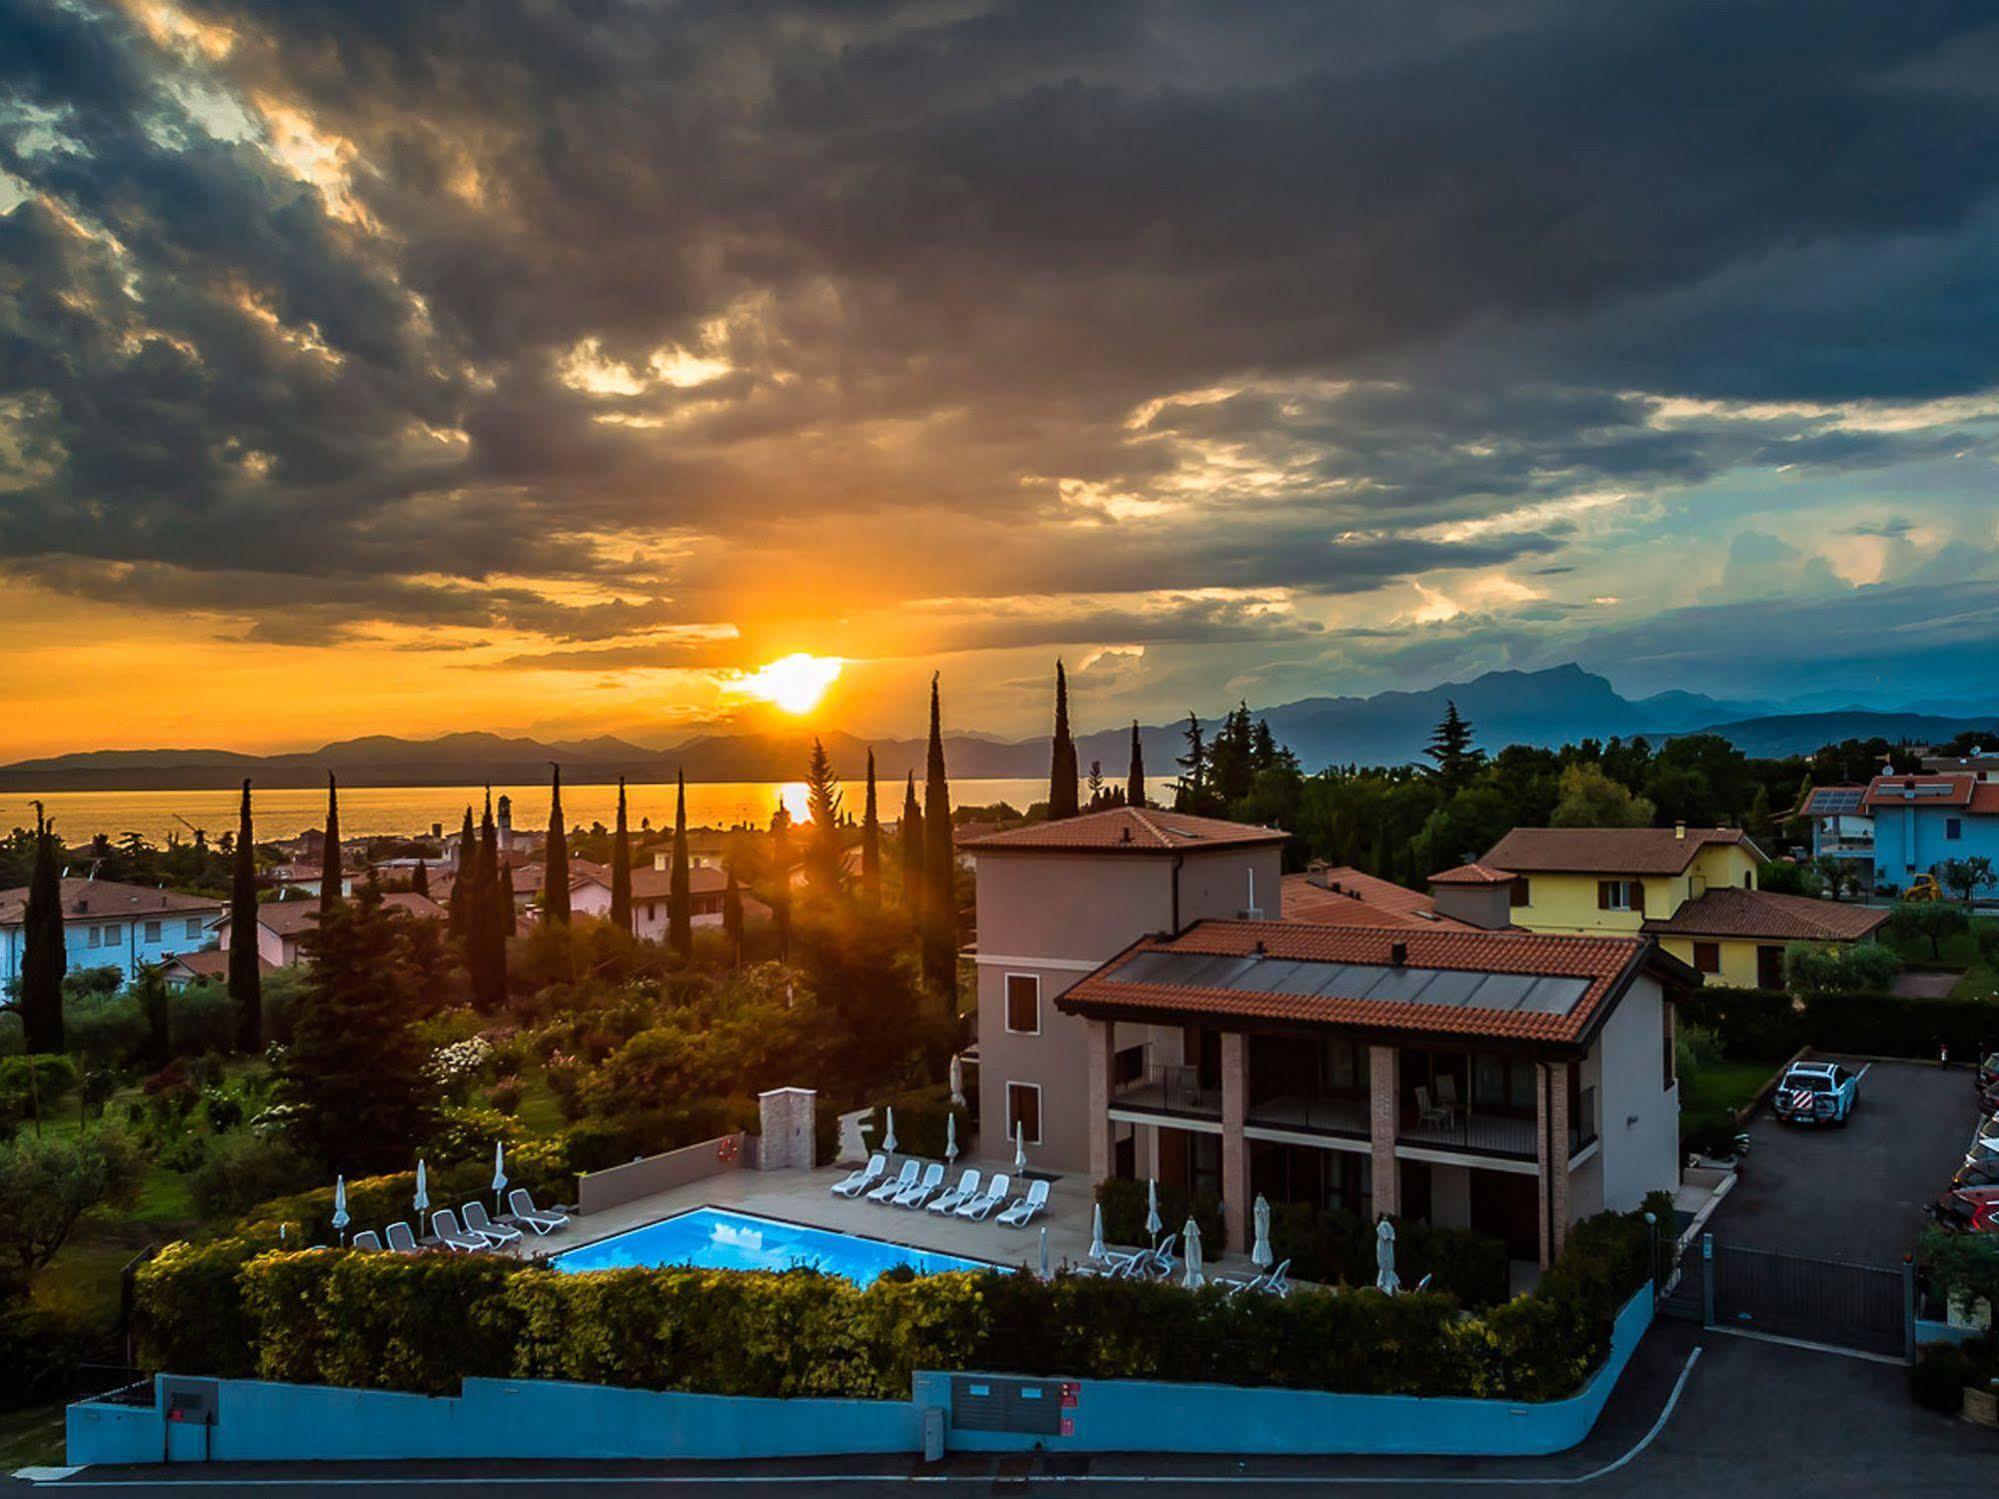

left=1702, top=1057, right=1973, bottom=1265
left=1895, top=970, right=1963, bottom=1000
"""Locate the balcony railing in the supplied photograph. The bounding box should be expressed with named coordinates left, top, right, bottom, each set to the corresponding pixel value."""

left=1399, top=1109, right=1538, bottom=1158
left=1245, top=1093, right=1370, bottom=1139
left=1111, top=1064, right=1220, bottom=1120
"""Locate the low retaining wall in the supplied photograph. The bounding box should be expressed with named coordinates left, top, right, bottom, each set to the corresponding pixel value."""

left=575, top=1132, right=746, bottom=1216
left=69, top=1290, right=1656, bottom=1466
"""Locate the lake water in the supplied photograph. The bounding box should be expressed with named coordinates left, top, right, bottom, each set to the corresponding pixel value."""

left=0, top=779, right=1049, bottom=843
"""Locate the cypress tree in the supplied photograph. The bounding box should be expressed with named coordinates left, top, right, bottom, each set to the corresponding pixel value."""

left=804, top=739, right=844, bottom=897
left=318, top=773, right=342, bottom=920
left=669, top=770, right=692, bottom=959
left=768, top=798, right=793, bottom=960
left=19, top=803, right=66, bottom=1054
left=900, top=773, right=923, bottom=915
left=447, top=807, right=475, bottom=940
left=859, top=749, right=881, bottom=905
left=412, top=859, right=429, bottom=900
left=610, top=778, right=632, bottom=933
left=1128, top=721, right=1146, bottom=809
left=228, top=781, right=260, bottom=1052
left=1048, top=659, right=1079, bottom=820
left=922, top=673, right=956, bottom=996
left=723, top=865, right=744, bottom=966
left=468, top=791, right=506, bottom=1011
left=543, top=763, right=571, bottom=925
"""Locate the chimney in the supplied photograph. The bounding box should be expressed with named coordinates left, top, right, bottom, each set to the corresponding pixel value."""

left=1389, top=940, right=1408, bottom=967
left=1305, top=861, right=1332, bottom=889
left=76, top=897, right=88, bottom=914
left=1238, top=868, right=1263, bottom=922
left=1674, top=822, right=1686, bottom=840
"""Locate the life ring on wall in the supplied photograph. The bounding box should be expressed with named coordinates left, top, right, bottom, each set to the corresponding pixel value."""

left=716, top=1136, right=739, bottom=1164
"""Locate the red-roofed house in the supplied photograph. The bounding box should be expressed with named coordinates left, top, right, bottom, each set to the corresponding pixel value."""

left=0, top=879, right=225, bottom=987
left=1865, top=772, right=1999, bottom=897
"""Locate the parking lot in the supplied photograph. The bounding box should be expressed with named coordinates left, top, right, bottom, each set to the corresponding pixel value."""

left=1702, top=1057, right=1975, bottom=1266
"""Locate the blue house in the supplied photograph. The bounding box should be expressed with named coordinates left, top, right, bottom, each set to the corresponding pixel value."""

left=1865, top=773, right=1999, bottom=896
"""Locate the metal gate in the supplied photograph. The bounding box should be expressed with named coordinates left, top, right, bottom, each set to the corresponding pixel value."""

left=1702, top=1237, right=1910, bottom=1358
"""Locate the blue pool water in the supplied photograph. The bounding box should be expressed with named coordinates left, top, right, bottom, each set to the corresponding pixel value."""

left=549, top=1207, right=1005, bottom=1286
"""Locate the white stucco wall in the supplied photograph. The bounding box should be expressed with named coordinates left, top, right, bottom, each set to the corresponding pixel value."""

left=1587, top=974, right=1680, bottom=1213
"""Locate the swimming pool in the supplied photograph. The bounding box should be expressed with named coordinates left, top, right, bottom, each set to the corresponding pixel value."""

left=548, top=1207, right=1005, bottom=1286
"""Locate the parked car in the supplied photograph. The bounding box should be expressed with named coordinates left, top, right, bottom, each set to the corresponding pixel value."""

left=1952, top=1155, right=1999, bottom=1190
left=1930, top=1187, right=1999, bottom=1233
left=1771, top=1061, right=1860, bottom=1126
left=1977, top=1052, right=1999, bottom=1093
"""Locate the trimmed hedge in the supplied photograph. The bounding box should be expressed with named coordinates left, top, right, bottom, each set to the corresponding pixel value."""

left=1269, top=1203, right=1510, bottom=1307
left=1096, top=1176, right=1228, bottom=1255
left=1681, top=985, right=1999, bottom=1064
left=137, top=1201, right=1671, bottom=1404
left=233, top=1139, right=570, bottom=1244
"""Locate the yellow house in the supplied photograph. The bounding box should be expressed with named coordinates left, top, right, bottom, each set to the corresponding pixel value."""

left=1475, top=825, right=1885, bottom=989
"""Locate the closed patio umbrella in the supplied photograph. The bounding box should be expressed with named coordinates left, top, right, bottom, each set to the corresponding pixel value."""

left=492, top=1140, right=508, bottom=1216
left=413, top=1159, right=430, bottom=1217
left=1145, top=1178, right=1162, bottom=1251
left=881, top=1106, right=898, bottom=1160
left=1039, top=1226, right=1050, bottom=1280
left=331, top=1176, right=350, bottom=1246
left=948, top=1054, right=966, bottom=1108
left=1375, top=1217, right=1400, bottom=1295
left=1013, top=1120, right=1027, bottom=1173
left=1089, top=1203, right=1106, bottom=1263
left=1182, top=1217, right=1204, bottom=1290
left=945, top=1112, right=959, bottom=1164
left=1251, top=1194, right=1273, bottom=1270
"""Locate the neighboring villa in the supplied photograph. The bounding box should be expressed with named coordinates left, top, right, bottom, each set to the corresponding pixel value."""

left=1797, top=785, right=1874, bottom=887
left=961, top=806, right=1688, bottom=1269
left=161, top=948, right=275, bottom=991
left=1476, top=824, right=1886, bottom=988
left=1865, top=771, right=1999, bottom=896
left=0, top=878, right=226, bottom=987
left=212, top=891, right=446, bottom=968
left=569, top=865, right=770, bottom=942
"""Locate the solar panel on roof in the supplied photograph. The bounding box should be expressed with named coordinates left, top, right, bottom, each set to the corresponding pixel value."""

left=1114, top=950, right=1595, bottom=1020
left=1811, top=788, right=1864, bottom=814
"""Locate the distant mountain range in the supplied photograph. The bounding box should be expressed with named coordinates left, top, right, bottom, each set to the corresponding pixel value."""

left=4, top=665, right=1994, bottom=790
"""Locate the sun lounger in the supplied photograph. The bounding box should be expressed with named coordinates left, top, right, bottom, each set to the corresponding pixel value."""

left=349, top=1229, right=383, bottom=1252
left=502, top=1188, right=569, bottom=1235
left=429, top=1209, right=491, bottom=1253
left=1138, top=1232, right=1179, bottom=1280
left=866, top=1159, right=921, bottom=1204
left=384, top=1221, right=420, bottom=1254
left=892, top=1162, right=946, bottom=1209
left=1216, top=1257, right=1290, bottom=1297
left=460, top=1200, right=523, bottom=1247
left=996, top=1179, right=1049, bottom=1228
left=928, top=1168, right=979, bottom=1215
left=955, top=1173, right=1009, bottom=1221
left=830, top=1153, right=886, bottom=1199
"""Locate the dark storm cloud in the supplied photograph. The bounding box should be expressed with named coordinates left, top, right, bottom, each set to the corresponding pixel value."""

left=2, top=0, right=1998, bottom=642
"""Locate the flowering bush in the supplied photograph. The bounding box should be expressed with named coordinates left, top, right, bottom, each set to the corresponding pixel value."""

left=425, top=1037, right=494, bottom=1099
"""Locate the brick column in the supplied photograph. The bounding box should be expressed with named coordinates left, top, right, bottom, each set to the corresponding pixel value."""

left=1085, top=1019, right=1114, bottom=1182
left=757, top=1086, right=816, bottom=1171
left=1220, top=1031, right=1251, bottom=1252
left=1368, top=1044, right=1399, bottom=1219
left=1534, top=1064, right=1553, bottom=1267
left=1547, top=1061, right=1571, bottom=1260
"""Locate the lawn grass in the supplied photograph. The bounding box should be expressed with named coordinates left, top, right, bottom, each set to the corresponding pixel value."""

left=509, top=1067, right=566, bottom=1137
left=0, top=1400, right=68, bottom=1472
left=1680, top=1059, right=1776, bottom=1119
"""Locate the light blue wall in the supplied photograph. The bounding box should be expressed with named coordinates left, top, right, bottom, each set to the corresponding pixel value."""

left=69, top=1291, right=1656, bottom=1466
left=1872, top=804, right=1999, bottom=893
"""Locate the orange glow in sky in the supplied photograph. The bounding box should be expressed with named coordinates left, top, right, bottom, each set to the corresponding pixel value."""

left=724, top=654, right=844, bottom=715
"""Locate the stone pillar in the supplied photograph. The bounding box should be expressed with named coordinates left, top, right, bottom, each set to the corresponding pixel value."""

left=1534, top=1064, right=1553, bottom=1268
left=1368, top=1044, right=1399, bottom=1219
left=1220, top=1031, right=1251, bottom=1251
left=757, top=1086, right=816, bottom=1171
left=1086, top=1019, right=1115, bottom=1182
left=1547, top=1061, right=1571, bottom=1261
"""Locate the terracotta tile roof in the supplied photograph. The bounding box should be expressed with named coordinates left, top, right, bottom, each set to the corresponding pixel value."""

left=1642, top=887, right=1889, bottom=943
left=163, top=948, right=274, bottom=979
left=1864, top=773, right=1999, bottom=814
left=1429, top=862, right=1519, bottom=887
left=619, top=866, right=732, bottom=901
left=1058, top=919, right=1671, bottom=1046
left=958, top=806, right=1288, bottom=855
left=217, top=890, right=445, bottom=936
left=1480, top=826, right=1763, bottom=876
left=1280, top=869, right=1472, bottom=931
left=0, top=879, right=224, bottom=928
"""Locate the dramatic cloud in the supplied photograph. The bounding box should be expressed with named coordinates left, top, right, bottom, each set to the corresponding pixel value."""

left=2, top=0, right=1998, bottom=751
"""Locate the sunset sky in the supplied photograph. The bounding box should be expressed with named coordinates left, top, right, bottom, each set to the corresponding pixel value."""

left=3, top=1, right=1999, bottom=759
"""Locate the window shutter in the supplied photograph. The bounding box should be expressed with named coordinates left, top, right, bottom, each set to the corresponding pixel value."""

left=1597, top=881, right=1610, bottom=910
left=1633, top=881, right=1646, bottom=913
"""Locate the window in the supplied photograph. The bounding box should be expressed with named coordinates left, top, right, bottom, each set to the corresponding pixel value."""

left=105, top=925, right=120, bottom=945
left=185, top=917, right=203, bottom=940
left=1510, top=878, right=1530, bottom=908
left=1004, top=974, right=1040, bottom=1034
left=85, top=925, right=100, bottom=949
left=1743, top=870, right=1754, bottom=889
left=144, top=920, right=162, bottom=944
left=1947, top=817, right=1963, bottom=841
left=1692, top=941, right=1721, bottom=974
left=1597, top=879, right=1643, bottom=912
left=1663, top=1001, right=1677, bottom=1090
left=1006, top=1082, right=1042, bottom=1146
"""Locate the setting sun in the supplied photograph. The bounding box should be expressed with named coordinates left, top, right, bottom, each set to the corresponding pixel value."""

left=726, top=653, right=844, bottom=715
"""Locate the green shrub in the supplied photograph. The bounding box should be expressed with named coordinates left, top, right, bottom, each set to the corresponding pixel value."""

left=1095, top=1177, right=1228, bottom=1255
left=1681, top=1113, right=1744, bottom=1159
left=1805, top=991, right=1999, bottom=1061
left=1267, top=1202, right=1508, bottom=1305
left=135, top=1231, right=284, bottom=1378
left=856, top=1084, right=964, bottom=1162
left=1785, top=941, right=1901, bottom=997
left=64, top=993, right=149, bottom=1071
left=0, top=1304, right=99, bottom=1412
left=170, top=983, right=238, bottom=1058
left=187, top=1133, right=317, bottom=1221
left=1676, top=987, right=1805, bottom=1061
left=1909, top=1342, right=1974, bottom=1413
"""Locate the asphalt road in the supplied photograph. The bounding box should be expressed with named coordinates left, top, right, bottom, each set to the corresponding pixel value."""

left=1704, top=1056, right=1973, bottom=1264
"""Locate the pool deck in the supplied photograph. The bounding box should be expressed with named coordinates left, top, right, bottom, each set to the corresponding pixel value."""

left=517, top=1155, right=1268, bottom=1280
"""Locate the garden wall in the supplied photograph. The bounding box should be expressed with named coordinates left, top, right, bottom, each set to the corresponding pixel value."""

left=574, top=1132, right=745, bottom=1216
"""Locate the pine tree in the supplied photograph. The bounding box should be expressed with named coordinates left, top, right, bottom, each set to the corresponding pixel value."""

left=610, top=778, right=632, bottom=933
left=723, top=865, right=744, bottom=966
left=411, top=859, right=429, bottom=900
left=318, top=773, right=342, bottom=920
left=468, top=791, right=507, bottom=1012
left=228, top=781, right=260, bottom=1052
left=543, top=764, right=570, bottom=925
left=1424, top=701, right=1484, bottom=795
left=669, top=769, right=692, bottom=959
left=1174, top=712, right=1207, bottom=812
left=1127, top=721, right=1146, bottom=809
left=859, top=749, right=881, bottom=905
left=768, top=797, right=793, bottom=959
left=17, top=804, right=66, bottom=1054
left=804, top=739, right=844, bottom=896
left=1048, top=659, right=1080, bottom=820
left=446, top=807, right=475, bottom=940
left=900, top=772, right=924, bottom=915
left=922, top=673, right=956, bottom=997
